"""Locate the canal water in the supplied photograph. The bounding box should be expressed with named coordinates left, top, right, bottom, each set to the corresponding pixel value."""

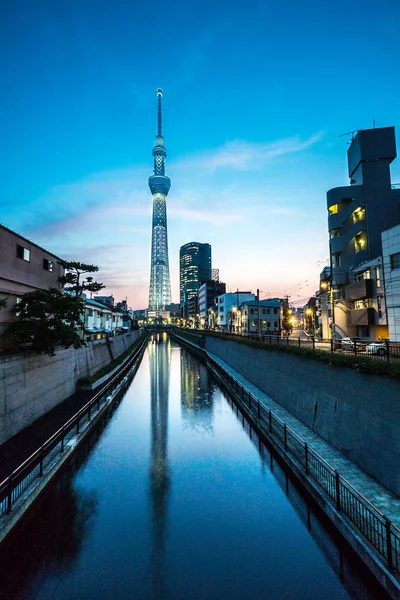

left=0, top=335, right=387, bottom=599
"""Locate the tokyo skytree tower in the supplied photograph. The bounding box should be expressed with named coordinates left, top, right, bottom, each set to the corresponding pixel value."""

left=148, top=88, right=172, bottom=313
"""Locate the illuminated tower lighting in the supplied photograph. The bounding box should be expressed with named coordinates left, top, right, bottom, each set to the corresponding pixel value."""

left=148, top=88, right=172, bottom=314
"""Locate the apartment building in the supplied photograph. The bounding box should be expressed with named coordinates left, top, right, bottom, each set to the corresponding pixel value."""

left=84, top=298, right=124, bottom=341
left=0, top=224, right=64, bottom=333
left=198, top=280, right=226, bottom=326
left=382, top=224, right=400, bottom=341
left=238, top=299, right=281, bottom=334
left=327, top=126, right=400, bottom=339
left=216, top=292, right=255, bottom=331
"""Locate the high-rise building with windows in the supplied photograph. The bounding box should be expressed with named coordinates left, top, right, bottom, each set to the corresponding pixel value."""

left=148, top=89, right=172, bottom=316
left=179, top=242, right=211, bottom=316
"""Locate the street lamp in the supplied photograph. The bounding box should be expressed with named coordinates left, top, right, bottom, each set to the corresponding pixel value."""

left=231, top=306, right=237, bottom=333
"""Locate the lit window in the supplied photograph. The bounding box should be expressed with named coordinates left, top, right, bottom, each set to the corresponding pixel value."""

left=352, top=207, right=366, bottom=224
left=16, top=244, right=30, bottom=262
left=375, top=266, right=381, bottom=287
left=328, top=204, right=339, bottom=215
left=354, top=232, right=367, bottom=253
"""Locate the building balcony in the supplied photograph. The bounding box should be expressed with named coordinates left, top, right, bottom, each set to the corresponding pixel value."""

left=347, top=307, right=375, bottom=326
left=330, top=221, right=367, bottom=254
left=332, top=269, right=348, bottom=286
left=345, top=279, right=373, bottom=301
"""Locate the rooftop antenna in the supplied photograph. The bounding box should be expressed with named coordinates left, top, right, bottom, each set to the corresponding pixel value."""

left=373, top=119, right=376, bottom=129
left=339, top=130, right=359, bottom=145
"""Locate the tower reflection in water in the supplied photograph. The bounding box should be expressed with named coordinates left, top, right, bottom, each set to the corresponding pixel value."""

left=180, top=349, right=214, bottom=435
left=148, top=332, right=172, bottom=599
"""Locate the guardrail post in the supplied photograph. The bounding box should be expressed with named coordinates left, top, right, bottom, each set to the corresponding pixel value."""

left=88, top=405, right=91, bottom=421
left=257, top=400, right=260, bottom=418
left=386, top=340, right=390, bottom=362
left=298, top=337, right=301, bottom=347
left=286, top=336, right=289, bottom=345
left=7, top=477, right=12, bottom=513
left=330, top=338, right=333, bottom=353
left=335, top=472, right=341, bottom=511
left=312, top=336, right=315, bottom=350
left=305, top=444, right=309, bottom=474
left=284, top=424, right=287, bottom=450
left=39, top=452, right=43, bottom=477
left=249, top=394, right=251, bottom=410
left=385, top=518, right=393, bottom=570
left=354, top=342, right=357, bottom=356
left=77, top=417, right=80, bottom=434
left=61, top=430, right=64, bottom=453
left=269, top=411, right=272, bottom=433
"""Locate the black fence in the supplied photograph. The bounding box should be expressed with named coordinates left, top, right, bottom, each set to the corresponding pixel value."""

left=208, top=356, right=400, bottom=575
left=0, top=333, right=148, bottom=520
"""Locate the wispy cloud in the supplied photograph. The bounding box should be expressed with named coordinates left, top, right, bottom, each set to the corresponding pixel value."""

left=173, top=132, right=324, bottom=173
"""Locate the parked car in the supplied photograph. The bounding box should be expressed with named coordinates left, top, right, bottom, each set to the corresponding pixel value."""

left=341, top=337, right=367, bottom=352
left=365, top=342, right=387, bottom=356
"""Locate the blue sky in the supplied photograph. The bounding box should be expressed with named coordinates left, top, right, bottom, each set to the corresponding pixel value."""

left=1, top=0, right=400, bottom=307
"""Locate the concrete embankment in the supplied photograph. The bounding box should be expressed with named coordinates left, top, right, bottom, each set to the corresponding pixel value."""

left=0, top=330, right=144, bottom=445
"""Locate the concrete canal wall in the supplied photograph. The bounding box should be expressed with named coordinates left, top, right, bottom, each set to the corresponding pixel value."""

left=203, top=336, right=400, bottom=497
left=0, top=330, right=143, bottom=445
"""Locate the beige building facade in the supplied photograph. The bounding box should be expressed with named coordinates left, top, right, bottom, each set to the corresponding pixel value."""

left=0, top=224, right=64, bottom=333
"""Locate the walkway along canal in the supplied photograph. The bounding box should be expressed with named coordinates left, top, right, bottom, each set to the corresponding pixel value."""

left=0, top=334, right=391, bottom=599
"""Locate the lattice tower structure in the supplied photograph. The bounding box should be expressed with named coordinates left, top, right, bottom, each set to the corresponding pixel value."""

left=148, top=88, right=172, bottom=312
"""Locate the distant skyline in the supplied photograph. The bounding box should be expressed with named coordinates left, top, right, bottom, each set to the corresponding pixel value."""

left=1, top=1, right=400, bottom=307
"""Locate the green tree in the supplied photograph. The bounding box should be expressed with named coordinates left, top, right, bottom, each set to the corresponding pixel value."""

left=5, top=288, right=85, bottom=356
left=281, top=306, right=293, bottom=335
left=58, top=261, right=106, bottom=298
left=0, top=298, right=7, bottom=310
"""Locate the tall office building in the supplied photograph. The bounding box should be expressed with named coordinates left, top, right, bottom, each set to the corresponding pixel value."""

left=148, top=89, right=172, bottom=316
left=179, top=242, right=211, bottom=315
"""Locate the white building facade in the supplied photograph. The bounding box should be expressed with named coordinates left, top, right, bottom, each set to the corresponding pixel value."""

left=382, top=224, right=400, bottom=341
left=239, top=299, right=281, bottom=334
left=216, top=292, right=255, bottom=331
left=84, top=299, right=124, bottom=340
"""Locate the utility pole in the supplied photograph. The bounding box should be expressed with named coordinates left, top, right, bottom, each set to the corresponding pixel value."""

left=257, top=288, right=261, bottom=336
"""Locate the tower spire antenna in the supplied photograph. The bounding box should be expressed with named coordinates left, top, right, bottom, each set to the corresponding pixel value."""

left=157, top=88, right=163, bottom=136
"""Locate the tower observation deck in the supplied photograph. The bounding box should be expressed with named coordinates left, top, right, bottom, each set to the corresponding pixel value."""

left=148, top=88, right=172, bottom=314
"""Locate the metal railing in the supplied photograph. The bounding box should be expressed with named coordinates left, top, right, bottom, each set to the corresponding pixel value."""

left=208, top=355, right=400, bottom=575
left=0, top=333, right=148, bottom=519
left=185, top=329, right=400, bottom=362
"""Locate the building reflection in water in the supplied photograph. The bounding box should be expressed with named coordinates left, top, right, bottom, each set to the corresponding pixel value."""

left=180, top=350, right=214, bottom=435
left=148, top=332, right=172, bottom=600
